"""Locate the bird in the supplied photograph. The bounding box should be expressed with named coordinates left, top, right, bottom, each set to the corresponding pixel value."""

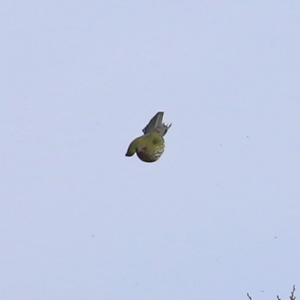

left=125, top=112, right=172, bottom=163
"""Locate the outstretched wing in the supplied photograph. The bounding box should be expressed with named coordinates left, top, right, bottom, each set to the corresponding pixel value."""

left=142, top=112, right=172, bottom=136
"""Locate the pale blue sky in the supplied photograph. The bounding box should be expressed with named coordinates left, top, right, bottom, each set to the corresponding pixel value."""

left=1, top=1, right=300, bottom=299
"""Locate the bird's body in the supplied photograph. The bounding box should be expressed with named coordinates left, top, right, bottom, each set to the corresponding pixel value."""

left=125, top=112, right=171, bottom=163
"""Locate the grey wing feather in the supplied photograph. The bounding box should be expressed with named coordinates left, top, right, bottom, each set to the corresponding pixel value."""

left=142, top=112, right=172, bottom=136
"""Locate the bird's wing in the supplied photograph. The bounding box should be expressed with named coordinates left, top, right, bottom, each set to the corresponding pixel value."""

left=142, top=112, right=164, bottom=134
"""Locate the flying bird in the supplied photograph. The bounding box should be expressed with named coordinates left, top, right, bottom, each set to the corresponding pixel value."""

left=125, top=112, right=172, bottom=163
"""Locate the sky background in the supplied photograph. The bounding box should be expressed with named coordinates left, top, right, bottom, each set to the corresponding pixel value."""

left=1, top=1, right=300, bottom=299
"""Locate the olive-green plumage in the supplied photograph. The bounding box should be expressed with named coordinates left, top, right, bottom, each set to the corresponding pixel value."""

left=125, top=112, right=171, bottom=163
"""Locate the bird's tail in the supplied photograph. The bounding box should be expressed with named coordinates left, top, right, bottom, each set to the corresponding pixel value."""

left=142, top=112, right=172, bottom=136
